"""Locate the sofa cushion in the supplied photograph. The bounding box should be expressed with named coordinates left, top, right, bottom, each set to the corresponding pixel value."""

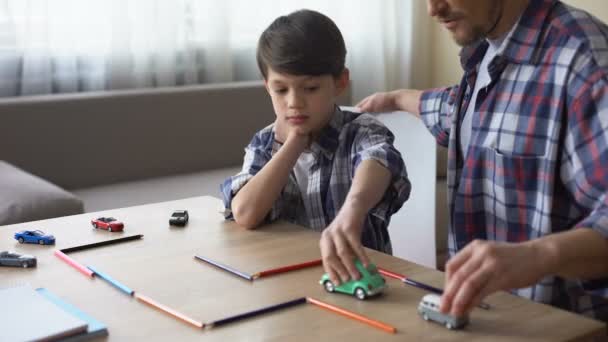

left=0, top=161, right=83, bottom=225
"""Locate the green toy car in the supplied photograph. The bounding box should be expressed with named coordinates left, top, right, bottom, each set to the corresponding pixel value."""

left=319, top=260, right=386, bottom=300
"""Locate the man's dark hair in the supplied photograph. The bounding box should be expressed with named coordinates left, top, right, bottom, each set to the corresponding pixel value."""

left=256, top=9, right=346, bottom=79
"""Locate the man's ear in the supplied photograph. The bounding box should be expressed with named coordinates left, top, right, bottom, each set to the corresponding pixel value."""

left=335, top=68, right=350, bottom=96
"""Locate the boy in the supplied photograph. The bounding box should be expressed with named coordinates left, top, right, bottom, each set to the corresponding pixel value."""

left=221, top=9, right=410, bottom=286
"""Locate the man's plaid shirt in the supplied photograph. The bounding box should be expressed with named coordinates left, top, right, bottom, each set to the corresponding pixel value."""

left=420, top=0, right=608, bottom=320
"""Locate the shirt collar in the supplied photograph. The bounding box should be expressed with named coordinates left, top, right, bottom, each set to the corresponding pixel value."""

left=460, top=0, right=558, bottom=72
left=309, top=106, right=343, bottom=159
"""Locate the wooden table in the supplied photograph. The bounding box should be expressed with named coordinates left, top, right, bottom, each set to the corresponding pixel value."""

left=1, top=196, right=605, bottom=341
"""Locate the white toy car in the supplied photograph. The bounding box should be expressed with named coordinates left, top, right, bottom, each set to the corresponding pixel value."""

left=418, top=293, right=469, bottom=330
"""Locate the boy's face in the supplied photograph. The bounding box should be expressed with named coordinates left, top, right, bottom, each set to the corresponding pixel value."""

left=264, top=67, right=349, bottom=137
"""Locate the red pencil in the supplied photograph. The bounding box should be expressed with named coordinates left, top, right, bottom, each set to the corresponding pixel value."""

left=377, top=267, right=405, bottom=280
left=253, top=259, right=322, bottom=278
left=307, top=297, right=396, bottom=334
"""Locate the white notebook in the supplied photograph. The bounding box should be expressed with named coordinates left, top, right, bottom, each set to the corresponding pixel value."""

left=0, top=286, right=88, bottom=342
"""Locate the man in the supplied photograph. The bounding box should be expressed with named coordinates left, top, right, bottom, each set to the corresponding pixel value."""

left=357, top=0, right=608, bottom=322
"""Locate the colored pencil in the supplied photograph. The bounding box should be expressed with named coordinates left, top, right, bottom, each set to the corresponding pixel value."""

left=378, top=267, right=490, bottom=310
left=306, top=297, right=396, bottom=334
left=54, top=250, right=94, bottom=277
left=403, top=278, right=443, bottom=294
left=378, top=267, right=405, bottom=281
left=86, top=265, right=134, bottom=296
left=206, top=297, right=307, bottom=328
left=61, top=234, right=144, bottom=254
left=194, top=255, right=253, bottom=281
left=135, top=293, right=204, bottom=328
left=253, top=259, right=322, bottom=278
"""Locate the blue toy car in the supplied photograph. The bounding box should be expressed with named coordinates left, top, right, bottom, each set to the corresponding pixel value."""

left=14, top=230, right=55, bottom=245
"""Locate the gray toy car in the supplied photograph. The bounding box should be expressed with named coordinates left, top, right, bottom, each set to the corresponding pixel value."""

left=0, top=251, right=37, bottom=268
left=418, top=293, right=469, bottom=330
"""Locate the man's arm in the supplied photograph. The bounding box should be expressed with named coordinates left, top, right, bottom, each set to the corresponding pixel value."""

left=440, top=229, right=608, bottom=318
left=357, top=86, right=458, bottom=148
left=320, top=159, right=392, bottom=284
left=540, top=228, right=608, bottom=278
left=356, top=89, right=423, bottom=117
left=231, top=132, right=307, bottom=229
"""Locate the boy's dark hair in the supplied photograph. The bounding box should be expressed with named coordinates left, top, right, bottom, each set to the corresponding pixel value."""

left=256, top=9, right=346, bottom=79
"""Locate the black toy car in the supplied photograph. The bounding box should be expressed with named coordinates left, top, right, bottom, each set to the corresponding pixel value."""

left=169, top=210, right=189, bottom=226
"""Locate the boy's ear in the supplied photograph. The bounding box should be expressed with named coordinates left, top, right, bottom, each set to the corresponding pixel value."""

left=335, top=68, right=350, bottom=96
left=263, top=79, right=270, bottom=94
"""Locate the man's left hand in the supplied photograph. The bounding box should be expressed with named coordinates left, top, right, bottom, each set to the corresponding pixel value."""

left=441, top=239, right=550, bottom=317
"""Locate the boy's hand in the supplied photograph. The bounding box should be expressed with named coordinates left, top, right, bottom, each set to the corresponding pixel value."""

left=274, top=116, right=311, bottom=150
left=320, top=205, right=370, bottom=285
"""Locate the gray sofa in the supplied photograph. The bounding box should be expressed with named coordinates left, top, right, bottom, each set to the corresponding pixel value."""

left=0, top=81, right=275, bottom=220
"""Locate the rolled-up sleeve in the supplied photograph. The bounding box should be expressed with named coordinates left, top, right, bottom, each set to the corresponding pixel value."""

left=563, top=71, right=608, bottom=238
left=419, top=86, right=459, bottom=147
left=352, top=115, right=411, bottom=222
left=562, top=63, right=608, bottom=295
left=220, top=134, right=271, bottom=220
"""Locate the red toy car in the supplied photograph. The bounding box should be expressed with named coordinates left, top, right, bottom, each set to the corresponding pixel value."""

left=91, top=217, right=124, bottom=232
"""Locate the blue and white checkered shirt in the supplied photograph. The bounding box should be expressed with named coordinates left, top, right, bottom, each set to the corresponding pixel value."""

left=420, top=0, right=608, bottom=321
left=221, top=108, right=411, bottom=254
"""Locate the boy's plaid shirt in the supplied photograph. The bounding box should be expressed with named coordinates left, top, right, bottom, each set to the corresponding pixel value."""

left=420, top=0, right=608, bottom=320
left=221, top=108, right=411, bottom=254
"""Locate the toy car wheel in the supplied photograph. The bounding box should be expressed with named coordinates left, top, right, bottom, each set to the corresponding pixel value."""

left=93, top=223, right=97, bottom=229
left=446, top=322, right=454, bottom=330
left=108, top=226, right=113, bottom=232
left=18, top=237, right=24, bottom=243
left=39, top=239, right=45, bottom=245
left=355, top=287, right=367, bottom=300
left=323, top=280, right=335, bottom=293
left=22, top=262, right=28, bottom=268
left=422, top=313, right=429, bottom=321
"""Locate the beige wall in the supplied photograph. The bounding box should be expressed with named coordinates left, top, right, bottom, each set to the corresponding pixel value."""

left=429, top=0, right=608, bottom=88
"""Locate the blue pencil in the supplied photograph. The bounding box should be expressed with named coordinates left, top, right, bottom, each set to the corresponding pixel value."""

left=205, top=297, right=307, bottom=328
left=194, top=255, right=253, bottom=281
left=87, top=265, right=135, bottom=296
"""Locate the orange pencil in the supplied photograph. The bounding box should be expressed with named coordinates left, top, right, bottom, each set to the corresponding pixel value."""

left=54, top=250, right=94, bottom=278
left=253, top=259, right=322, bottom=278
left=135, top=293, right=204, bottom=328
left=306, top=297, right=396, bottom=334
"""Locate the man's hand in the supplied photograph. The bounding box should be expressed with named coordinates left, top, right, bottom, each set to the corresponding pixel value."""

left=440, top=239, right=549, bottom=317
left=319, top=204, right=370, bottom=285
left=356, top=89, right=423, bottom=116
left=356, top=91, right=398, bottom=113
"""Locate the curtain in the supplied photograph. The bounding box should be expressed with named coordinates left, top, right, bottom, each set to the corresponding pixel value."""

left=0, top=0, right=429, bottom=102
